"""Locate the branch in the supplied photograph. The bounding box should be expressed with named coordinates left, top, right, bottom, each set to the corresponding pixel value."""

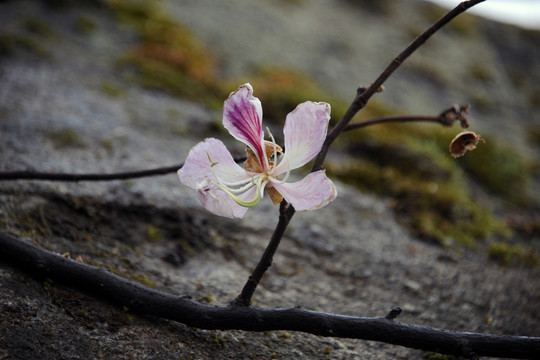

left=312, top=0, right=484, bottom=171
left=0, top=156, right=246, bottom=182
left=343, top=104, right=470, bottom=132
left=1, top=233, right=538, bottom=359
left=0, top=104, right=468, bottom=182
left=236, top=0, right=485, bottom=306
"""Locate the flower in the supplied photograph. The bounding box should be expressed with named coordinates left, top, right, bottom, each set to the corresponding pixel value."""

left=178, top=83, right=337, bottom=219
left=449, top=131, right=485, bottom=158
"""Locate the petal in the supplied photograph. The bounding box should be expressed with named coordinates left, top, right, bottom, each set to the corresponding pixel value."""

left=271, top=170, right=337, bottom=211
left=178, top=138, right=251, bottom=190
left=274, top=101, right=330, bottom=175
left=178, top=138, right=254, bottom=218
left=223, top=84, right=265, bottom=166
left=197, top=180, right=254, bottom=219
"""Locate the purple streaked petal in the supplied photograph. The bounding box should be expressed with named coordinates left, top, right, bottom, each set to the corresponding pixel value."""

left=273, top=102, right=330, bottom=175
left=223, top=83, right=265, bottom=167
left=271, top=170, right=337, bottom=211
left=178, top=138, right=250, bottom=190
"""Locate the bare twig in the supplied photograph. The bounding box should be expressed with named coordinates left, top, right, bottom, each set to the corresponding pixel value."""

left=0, top=156, right=246, bottom=182
left=1, top=232, right=538, bottom=359
left=343, top=104, right=470, bottom=132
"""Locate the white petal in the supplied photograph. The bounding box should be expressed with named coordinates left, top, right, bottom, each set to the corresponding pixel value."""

left=272, top=170, right=337, bottom=211
left=197, top=180, right=253, bottom=219
left=178, top=138, right=250, bottom=189
left=273, top=101, right=330, bottom=175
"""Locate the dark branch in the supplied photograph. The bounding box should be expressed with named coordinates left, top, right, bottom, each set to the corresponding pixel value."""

left=343, top=104, right=470, bottom=132
left=232, top=201, right=294, bottom=306
left=0, top=156, right=246, bottom=182
left=1, top=233, right=538, bottom=359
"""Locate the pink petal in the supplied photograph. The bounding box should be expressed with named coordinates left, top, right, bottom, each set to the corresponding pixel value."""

left=178, top=138, right=253, bottom=218
left=197, top=180, right=253, bottom=219
left=271, top=171, right=337, bottom=211
left=223, top=84, right=265, bottom=167
left=178, top=138, right=250, bottom=189
left=274, top=102, right=330, bottom=175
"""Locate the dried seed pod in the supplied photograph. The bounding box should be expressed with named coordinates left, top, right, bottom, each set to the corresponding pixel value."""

left=449, top=131, right=485, bottom=158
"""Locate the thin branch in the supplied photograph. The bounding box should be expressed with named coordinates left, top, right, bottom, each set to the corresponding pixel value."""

left=343, top=104, right=470, bottom=132
left=1, top=233, right=539, bottom=359
left=232, top=201, right=294, bottom=307
left=236, top=0, right=484, bottom=306
left=312, top=0, right=484, bottom=172
left=0, top=156, right=246, bottom=182
left=0, top=104, right=468, bottom=183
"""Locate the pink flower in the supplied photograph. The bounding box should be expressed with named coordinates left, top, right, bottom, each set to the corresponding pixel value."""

left=178, top=83, right=337, bottom=219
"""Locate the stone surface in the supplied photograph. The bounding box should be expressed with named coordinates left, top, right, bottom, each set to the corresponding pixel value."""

left=1, top=0, right=539, bottom=359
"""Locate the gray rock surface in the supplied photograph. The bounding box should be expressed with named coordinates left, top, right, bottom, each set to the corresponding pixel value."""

left=1, top=0, right=539, bottom=359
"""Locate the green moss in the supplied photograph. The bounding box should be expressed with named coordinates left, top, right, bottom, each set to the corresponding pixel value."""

left=468, top=63, right=493, bottom=82
left=420, top=3, right=478, bottom=36
left=130, top=273, right=156, bottom=288
left=100, top=82, right=125, bottom=97
left=488, top=241, right=539, bottom=268
left=48, top=128, right=86, bottom=149
left=106, top=0, right=222, bottom=106
left=231, top=66, right=351, bottom=124
left=98, top=137, right=115, bottom=152
left=423, top=351, right=460, bottom=360
left=144, top=224, right=162, bottom=242
left=456, top=137, right=530, bottom=203
left=73, top=15, right=97, bottom=34
left=328, top=124, right=510, bottom=247
left=0, top=34, right=51, bottom=59
left=24, top=18, right=55, bottom=37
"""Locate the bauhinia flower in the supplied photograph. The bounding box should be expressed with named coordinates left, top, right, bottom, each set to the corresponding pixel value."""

left=178, top=83, right=337, bottom=219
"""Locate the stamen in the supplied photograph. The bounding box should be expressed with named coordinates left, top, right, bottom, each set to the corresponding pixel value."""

left=266, top=127, right=279, bottom=169
left=268, top=155, right=291, bottom=184
left=211, top=176, right=264, bottom=207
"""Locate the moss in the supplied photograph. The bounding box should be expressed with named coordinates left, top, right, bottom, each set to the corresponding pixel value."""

left=73, top=15, right=97, bottom=34
left=0, top=34, right=51, bottom=59
left=98, top=137, right=115, bottom=152
left=130, top=273, right=156, bottom=288
left=488, top=241, right=539, bottom=268
left=456, top=137, right=530, bottom=203
left=328, top=123, right=510, bottom=247
left=144, top=224, right=162, bottom=242
left=106, top=0, right=222, bottom=106
left=48, top=128, right=86, bottom=149
left=231, top=66, right=351, bottom=124
left=423, top=351, right=461, bottom=360
left=468, top=63, right=493, bottom=82
left=420, top=2, right=478, bottom=36
left=100, top=82, right=125, bottom=97
left=198, top=294, right=214, bottom=303
left=24, top=18, right=55, bottom=37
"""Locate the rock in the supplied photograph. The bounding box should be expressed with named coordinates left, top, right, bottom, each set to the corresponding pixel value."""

left=1, top=0, right=539, bottom=359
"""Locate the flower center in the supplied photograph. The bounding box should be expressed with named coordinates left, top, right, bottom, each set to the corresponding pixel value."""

left=205, top=127, right=291, bottom=207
